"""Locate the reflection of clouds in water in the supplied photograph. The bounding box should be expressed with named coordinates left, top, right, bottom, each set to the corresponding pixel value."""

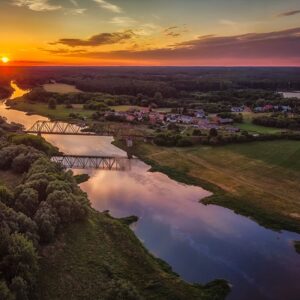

left=79, top=161, right=245, bottom=238
left=44, top=135, right=126, bottom=156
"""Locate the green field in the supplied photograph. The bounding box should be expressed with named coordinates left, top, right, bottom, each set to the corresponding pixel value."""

left=129, top=140, right=300, bottom=233
left=37, top=210, right=229, bottom=300
left=236, top=112, right=282, bottom=134
left=9, top=101, right=95, bottom=121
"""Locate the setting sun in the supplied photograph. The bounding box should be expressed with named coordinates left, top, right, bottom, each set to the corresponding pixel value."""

left=1, top=56, right=9, bottom=64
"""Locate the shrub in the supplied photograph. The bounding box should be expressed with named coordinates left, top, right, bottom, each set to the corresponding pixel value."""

left=48, top=98, right=57, bottom=110
left=0, top=186, right=14, bottom=207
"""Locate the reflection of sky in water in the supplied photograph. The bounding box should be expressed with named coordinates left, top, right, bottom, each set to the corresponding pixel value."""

left=1, top=84, right=300, bottom=300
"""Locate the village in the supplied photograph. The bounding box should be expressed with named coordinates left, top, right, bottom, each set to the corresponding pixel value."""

left=103, top=103, right=293, bottom=133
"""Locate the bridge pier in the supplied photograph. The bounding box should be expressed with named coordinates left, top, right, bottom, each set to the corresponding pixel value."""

left=126, top=137, right=133, bottom=159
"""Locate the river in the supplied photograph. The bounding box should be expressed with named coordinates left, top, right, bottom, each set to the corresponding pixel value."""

left=1, top=82, right=300, bottom=300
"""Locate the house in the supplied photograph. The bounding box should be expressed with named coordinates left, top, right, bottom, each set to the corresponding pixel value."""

left=126, top=114, right=136, bottom=122
left=218, top=118, right=234, bottom=125
left=180, top=115, right=194, bottom=124
left=263, top=104, right=273, bottom=111
left=231, top=106, right=244, bottom=113
left=194, top=109, right=206, bottom=118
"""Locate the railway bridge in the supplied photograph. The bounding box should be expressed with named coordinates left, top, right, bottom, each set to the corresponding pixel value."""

left=51, top=155, right=133, bottom=171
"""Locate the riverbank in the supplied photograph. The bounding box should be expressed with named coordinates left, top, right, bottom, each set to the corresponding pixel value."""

left=7, top=100, right=94, bottom=121
left=118, top=140, right=300, bottom=234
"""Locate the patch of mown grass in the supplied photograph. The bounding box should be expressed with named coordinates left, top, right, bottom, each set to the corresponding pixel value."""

left=37, top=210, right=230, bottom=300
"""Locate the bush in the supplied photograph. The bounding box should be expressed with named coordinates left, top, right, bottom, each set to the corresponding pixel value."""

left=0, top=186, right=14, bottom=207
left=14, top=188, right=39, bottom=217
left=177, top=138, right=193, bottom=147
left=10, top=134, right=59, bottom=156
left=48, top=98, right=57, bottom=110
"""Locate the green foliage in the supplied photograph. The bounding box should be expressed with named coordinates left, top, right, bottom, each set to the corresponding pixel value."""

left=253, top=113, right=300, bottom=129
left=0, top=280, right=13, bottom=300
left=0, top=145, right=41, bottom=171
left=10, top=134, right=59, bottom=156
left=106, top=279, right=143, bottom=300
left=218, top=112, right=243, bottom=123
left=74, top=173, right=90, bottom=184
left=0, top=185, right=14, bottom=207
left=14, top=188, right=39, bottom=217
left=209, top=128, right=218, bottom=137
left=48, top=98, right=57, bottom=110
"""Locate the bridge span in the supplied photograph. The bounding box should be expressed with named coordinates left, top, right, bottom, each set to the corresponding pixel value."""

left=26, top=120, right=148, bottom=139
left=51, top=155, right=133, bottom=171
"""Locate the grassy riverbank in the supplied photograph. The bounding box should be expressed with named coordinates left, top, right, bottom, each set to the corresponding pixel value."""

left=7, top=100, right=94, bottom=121
left=123, top=140, right=300, bottom=233
left=37, top=210, right=229, bottom=300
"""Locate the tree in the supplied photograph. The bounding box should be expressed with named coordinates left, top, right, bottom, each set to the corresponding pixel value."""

left=209, top=128, right=218, bottom=137
left=154, top=92, right=163, bottom=103
left=0, top=186, right=14, bottom=207
left=48, top=98, right=57, bottom=110
left=0, top=281, right=13, bottom=300
left=15, top=188, right=39, bottom=217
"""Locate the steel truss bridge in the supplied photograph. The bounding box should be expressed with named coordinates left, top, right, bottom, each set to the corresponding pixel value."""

left=51, top=155, right=132, bottom=171
left=26, top=120, right=145, bottom=138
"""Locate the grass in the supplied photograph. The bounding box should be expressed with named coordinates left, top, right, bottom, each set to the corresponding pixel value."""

left=125, top=140, right=300, bottom=233
left=37, top=210, right=229, bottom=300
left=235, top=112, right=282, bottom=134
left=8, top=100, right=95, bottom=121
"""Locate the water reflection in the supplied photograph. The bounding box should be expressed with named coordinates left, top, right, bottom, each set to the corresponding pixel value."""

left=10, top=80, right=30, bottom=99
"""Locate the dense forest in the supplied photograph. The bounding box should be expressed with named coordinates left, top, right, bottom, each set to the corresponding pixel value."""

left=1, top=67, right=300, bottom=98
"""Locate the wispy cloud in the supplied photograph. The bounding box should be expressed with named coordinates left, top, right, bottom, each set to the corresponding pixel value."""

left=12, top=0, right=62, bottom=11
left=52, top=30, right=135, bottom=47
left=110, top=16, right=136, bottom=26
left=276, top=9, right=300, bottom=17
left=219, top=19, right=237, bottom=26
left=163, top=25, right=188, bottom=38
left=93, top=0, right=122, bottom=13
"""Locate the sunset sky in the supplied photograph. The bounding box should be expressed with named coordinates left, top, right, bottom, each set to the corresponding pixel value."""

left=1, top=0, right=300, bottom=66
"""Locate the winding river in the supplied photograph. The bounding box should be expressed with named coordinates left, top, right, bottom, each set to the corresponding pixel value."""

left=1, top=82, right=300, bottom=300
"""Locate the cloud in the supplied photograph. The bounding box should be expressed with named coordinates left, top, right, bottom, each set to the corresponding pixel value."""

left=219, top=19, right=237, bottom=26
left=93, top=0, right=122, bottom=13
left=57, top=27, right=300, bottom=65
left=66, top=8, right=87, bottom=15
left=12, top=0, right=62, bottom=11
left=276, top=9, right=300, bottom=17
left=163, top=26, right=181, bottom=37
left=110, top=16, right=137, bottom=26
left=69, top=0, right=78, bottom=6
left=53, top=30, right=135, bottom=47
